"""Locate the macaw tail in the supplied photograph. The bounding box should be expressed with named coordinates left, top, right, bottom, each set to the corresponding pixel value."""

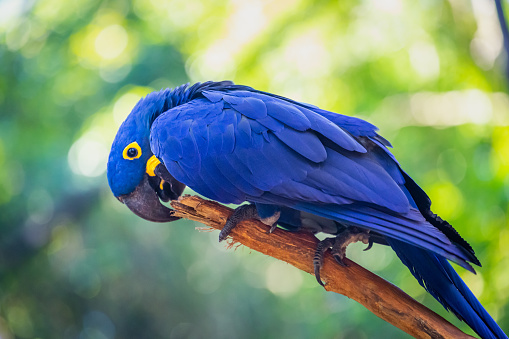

left=388, top=238, right=507, bottom=339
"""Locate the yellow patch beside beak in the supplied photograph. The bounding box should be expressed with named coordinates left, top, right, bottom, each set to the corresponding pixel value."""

left=146, top=155, right=161, bottom=176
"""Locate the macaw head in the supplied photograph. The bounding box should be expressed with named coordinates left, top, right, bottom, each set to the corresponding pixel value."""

left=107, top=90, right=186, bottom=222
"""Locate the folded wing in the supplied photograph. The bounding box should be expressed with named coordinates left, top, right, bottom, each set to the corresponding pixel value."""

left=150, top=89, right=475, bottom=270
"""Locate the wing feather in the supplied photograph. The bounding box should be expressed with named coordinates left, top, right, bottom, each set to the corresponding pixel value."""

left=297, top=106, right=367, bottom=153
left=265, top=101, right=311, bottom=131
left=273, top=127, right=327, bottom=163
left=230, top=96, right=267, bottom=119
left=150, top=90, right=473, bottom=267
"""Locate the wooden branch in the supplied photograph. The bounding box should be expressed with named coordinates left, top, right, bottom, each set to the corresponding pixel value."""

left=170, top=195, right=474, bottom=339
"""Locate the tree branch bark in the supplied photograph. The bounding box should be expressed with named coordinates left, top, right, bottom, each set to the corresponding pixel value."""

left=170, top=195, right=474, bottom=339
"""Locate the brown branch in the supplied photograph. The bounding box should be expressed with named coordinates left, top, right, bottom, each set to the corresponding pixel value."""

left=170, top=195, right=475, bottom=339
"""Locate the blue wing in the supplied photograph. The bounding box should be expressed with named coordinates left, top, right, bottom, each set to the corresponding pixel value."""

left=150, top=89, right=473, bottom=270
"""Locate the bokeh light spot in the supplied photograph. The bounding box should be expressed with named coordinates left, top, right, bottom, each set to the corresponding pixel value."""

left=95, top=25, right=128, bottom=60
left=113, top=93, right=143, bottom=127
left=470, top=0, right=503, bottom=70
left=408, top=41, right=440, bottom=81
left=370, top=0, right=403, bottom=14
left=0, top=0, right=24, bottom=29
left=427, top=181, right=464, bottom=219
left=284, top=30, right=331, bottom=78
left=265, top=261, right=303, bottom=297
left=68, top=134, right=109, bottom=177
left=410, top=90, right=493, bottom=127
left=491, top=127, right=509, bottom=178
left=99, top=64, right=132, bottom=83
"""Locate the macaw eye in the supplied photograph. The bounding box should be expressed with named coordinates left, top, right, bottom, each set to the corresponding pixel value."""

left=127, top=148, right=138, bottom=158
left=123, top=142, right=142, bottom=160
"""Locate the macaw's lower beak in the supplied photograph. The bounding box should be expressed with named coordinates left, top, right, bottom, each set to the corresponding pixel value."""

left=153, top=163, right=186, bottom=202
left=119, top=173, right=180, bottom=222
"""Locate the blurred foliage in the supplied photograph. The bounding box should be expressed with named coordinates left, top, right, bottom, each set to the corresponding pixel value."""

left=0, top=0, right=508, bottom=338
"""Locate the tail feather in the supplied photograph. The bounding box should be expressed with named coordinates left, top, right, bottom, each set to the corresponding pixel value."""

left=400, top=170, right=480, bottom=266
left=388, top=238, right=507, bottom=339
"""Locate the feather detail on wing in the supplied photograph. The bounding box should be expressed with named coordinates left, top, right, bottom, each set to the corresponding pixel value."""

left=150, top=89, right=476, bottom=268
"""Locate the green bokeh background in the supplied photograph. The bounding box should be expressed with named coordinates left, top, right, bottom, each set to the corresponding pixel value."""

left=0, top=0, right=508, bottom=338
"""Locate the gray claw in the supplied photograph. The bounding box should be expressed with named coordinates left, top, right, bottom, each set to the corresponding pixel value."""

left=314, top=263, right=325, bottom=286
left=266, top=223, right=278, bottom=234
left=313, top=238, right=335, bottom=287
left=333, top=254, right=348, bottom=267
left=312, top=228, right=371, bottom=286
left=363, top=238, right=374, bottom=251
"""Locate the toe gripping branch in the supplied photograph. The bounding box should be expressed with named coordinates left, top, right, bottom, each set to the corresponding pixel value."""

left=313, top=227, right=371, bottom=286
left=218, top=204, right=280, bottom=242
left=220, top=205, right=373, bottom=287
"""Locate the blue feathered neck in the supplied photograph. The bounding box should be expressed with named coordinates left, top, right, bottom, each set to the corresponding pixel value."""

left=128, top=81, right=246, bottom=130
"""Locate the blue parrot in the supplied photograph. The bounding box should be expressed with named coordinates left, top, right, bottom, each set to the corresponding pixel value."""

left=107, top=81, right=507, bottom=339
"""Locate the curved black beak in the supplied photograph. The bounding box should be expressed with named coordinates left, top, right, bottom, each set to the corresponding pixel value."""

left=119, top=174, right=180, bottom=222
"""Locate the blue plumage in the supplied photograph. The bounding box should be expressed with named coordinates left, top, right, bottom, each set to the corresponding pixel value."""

left=107, top=81, right=507, bottom=338
left=390, top=239, right=507, bottom=339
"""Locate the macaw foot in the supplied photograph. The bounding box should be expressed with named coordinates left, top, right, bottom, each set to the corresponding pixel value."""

left=313, top=227, right=370, bottom=286
left=218, top=204, right=280, bottom=242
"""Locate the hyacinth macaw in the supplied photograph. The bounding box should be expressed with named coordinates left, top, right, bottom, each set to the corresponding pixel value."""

left=107, top=81, right=507, bottom=339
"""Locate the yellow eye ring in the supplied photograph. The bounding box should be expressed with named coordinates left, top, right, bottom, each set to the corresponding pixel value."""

left=123, top=142, right=142, bottom=160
